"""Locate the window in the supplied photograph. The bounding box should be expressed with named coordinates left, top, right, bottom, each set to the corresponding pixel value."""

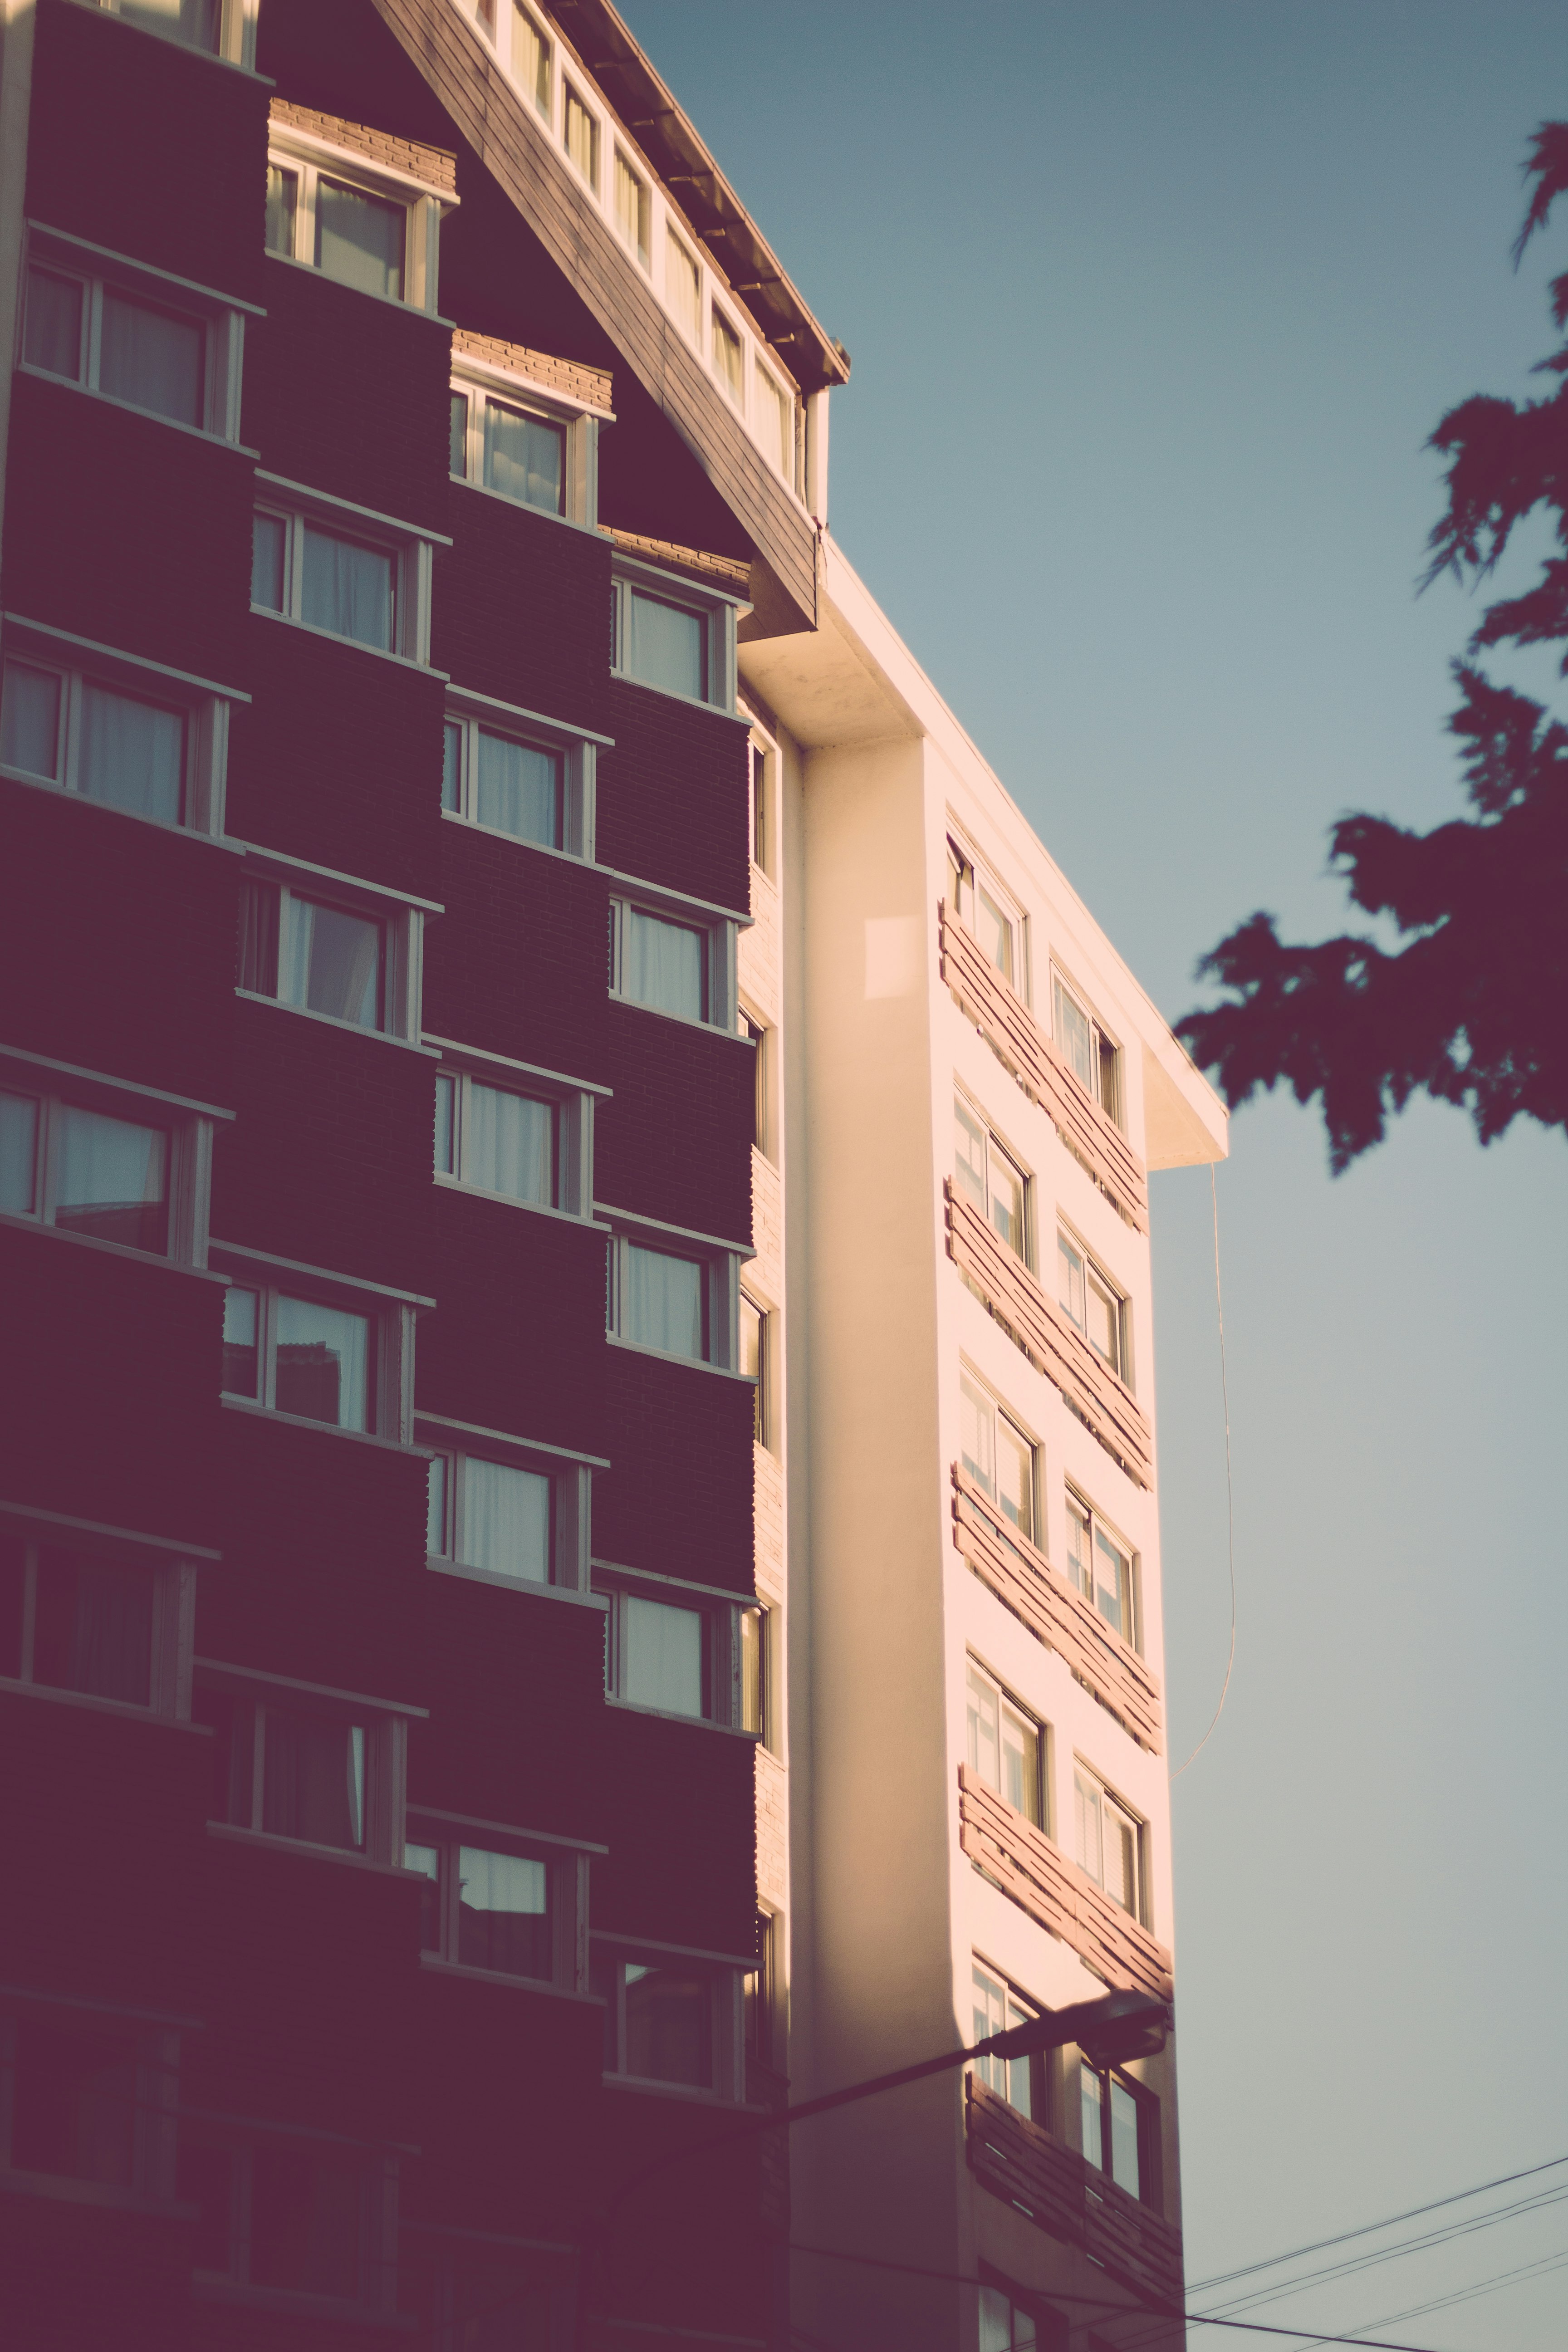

left=612, top=565, right=737, bottom=712
left=742, top=1014, right=769, bottom=1153
left=510, top=2, right=551, bottom=114
left=954, top=1095, right=1028, bottom=1260
left=105, top=0, right=224, bottom=54
left=193, top=1667, right=410, bottom=1865
left=615, top=150, right=650, bottom=268
left=948, top=836, right=1021, bottom=991
left=966, top=1661, right=1043, bottom=1826
left=1080, top=2055, right=1156, bottom=2204
left=442, top=714, right=563, bottom=848
left=220, top=1275, right=410, bottom=1441
left=971, top=1964, right=1039, bottom=2119
left=740, top=1293, right=768, bottom=1445
left=0, top=1086, right=170, bottom=1254
left=980, top=2283, right=1058, bottom=2352
left=22, top=258, right=225, bottom=433
left=449, top=383, right=565, bottom=514
left=252, top=505, right=416, bottom=658
left=666, top=230, right=701, bottom=342
left=0, top=2005, right=179, bottom=2200
left=563, top=85, right=598, bottom=188
left=743, top=1911, right=776, bottom=2073
left=748, top=735, right=770, bottom=872
left=599, top=1578, right=760, bottom=1730
left=238, top=878, right=400, bottom=1035
left=711, top=305, right=744, bottom=407
left=426, top=1450, right=552, bottom=1585
left=404, top=1838, right=553, bottom=1981
left=592, top=1946, right=740, bottom=2096
left=1066, top=1490, right=1135, bottom=1645
left=755, top=363, right=793, bottom=480
left=1053, top=970, right=1123, bottom=1129
left=739, top=1602, right=767, bottom=1741
left=959, top=1373, right=1036, bottom=1545
left=435, top=1071, right=555, bottom=1207
left=0, top=1530, right=193, bottom=1715
left=1, top=644, right=228, bottom=834
left=1056, top=1227, right=1129, bottom=1382
left=609, top=1236, right=714, bottom=1362
left=264, top=133, right=446, bottom=314
left=1074, top=1764, right=1143, bottom=1921
left=176, top=2131, right=395, bottom=2308
left=609, top=897, right=728, bottom=1026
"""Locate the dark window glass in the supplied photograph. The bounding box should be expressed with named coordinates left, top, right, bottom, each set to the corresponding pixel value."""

left=250, top=2143, right=362, bottom=2299
left=237, top=882, right=279, bottom=996
left=31, top=1548, right=154, bottom=1706
left=251, top=511, right=286, bottom=610
left=0, top=1089, right=39, bottom=1215
left=456, top=1847, right=551, bottom=1980
left=78, top=681, right=185, bottom=825
left=625, top=590, right=706, bottom=700
left=0, top=1531, right=26, bottom=1680
left=265, top=164, right=298, bottom=257
left=623, top=1964, right=711, bottom=2087
left=405, top=1842, right=441, bottom=1950
left=442, top=720, right=462, bottom=812
left=10, top=2021, right=136, bottom=2185
left=221, top=1285, right=260, bottom=1398
left=98, top=289, right=204, bottom=428
left=315, top=178, right=404, bottom=302
left=484, top=401, right=564, bottom=514
left=283, top=895, right=382, bottom=1029
left=191, top=1686, right=246, bottom=1824
left=273, top=1294, right=370, bottom=1430
left=52, top=1104, right=167, bottom=1252
left=474, top=729, right=562, bottom=848
left=177, top=2142, right=234, bottom=2273
left=262, top=1708, right=365, bottom=1850
left=22, top=268, right=83, bottom=377
left=0, top=661, right=62, bottom=779
left=449, top=390, right=469, bottom=477
left=588, top=1949, right=617, bottom=2071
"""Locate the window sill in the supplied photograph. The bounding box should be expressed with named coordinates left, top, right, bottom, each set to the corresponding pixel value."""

left=416, top=1955, right=600, bottom=2002
left=206, top=1822, right=410, bottom=1878
left=606, top=988, right=742, bottom=1041
left=449, top=470, right=603, bottom=538
left=0, top=762, right=239, bottom=848
left=249, top=604, right=447, bottom=678
left=263, top=245, right=451, bottom=330
left=191, top=2274, right=414, bottom=2330
left=432, top=1172, right=608, bottom=1229
left=605, top=1332, right=750, bottom=1383
left=609, top=666, right=744, bottom=725
left=0, top=1207, right=223, bottom=1281
left=599, top=2073, right=742, bottom=2109
left=15, top=363, right=260, bottom=455
left=59, top=0, right=265, bottom=78
left=426, top=1554, right=607, bottom=1610
left=219, top=1396, right=421, bottom=1453
left=0, top=1675, right=208, bottom=1732
left=440, top=808, right=593, bottom=867
left=604, top=1695, right=759, bottom=1741
left=234, top=989, right=439, bottom=1054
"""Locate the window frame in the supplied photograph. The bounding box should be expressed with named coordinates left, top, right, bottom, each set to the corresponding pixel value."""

left=420, top=1419, right=595, bottom=1595
left=0, top=623, right=236, bottom=838
left=664, top=226, right=702, bottom=346
left=740, top=1287, right=770, bottom=1449
left=743, top=1909, right=778, bottom=2078
left=970, top=1958, right=1045, bottom=2123
left=0, top=1993, right=182, bottom=2209
left=965, top=1655, right=1049, bottom=1831
left=1073, top=1758, right=1147, bottom=1926
left=90, top=0, right=257, bottom=69
left=235, top=862, right=428, bottom=1046
left=1077, top=2048, right=1161, bottom=2210
left=595, top=1564, right=763, bottom=1736
left=604, top=1213, right=744, bottom=1375
left=403, top=1810, right=593, bottom=1994
left=591, top=1936, right=745, bottom=2103
left=215, top=1257, right=420, bottom=1447
left=505, top=0, right=554, bottom=119
left=958, top=1365, right=1040, bottom=1551
left=1064, top=1485, right=1140, bottom=1652
left=608, top=891, right=740, bottom=1033
left=250, top=483, right=441, bottom=667
left=177, top=2121, right=402, bottom=2314
left=448, top=358, right=602, bottom=530
left=441, top=687, right=600, bottom=862
left=0, top=1523, right=198, bottom=1721
left=611, top=555, right=742, bottom=715
left=1051, top=963, right=1125, bottom=1131
left=562, top=80, right=601, bottom=191
left=1056, top=1218, right=1132, bottom=1388
left=710, top=300, right=745, bottom=410
left=752, top=358, right=795, bottom=485
left=430, top=1041, right=600, bottom=1221
left=264, top=126, right=452, bottom=316
left=947, top=830, right=1029, bottom=1003
left=613, top=146, right=651, bottom=270
left=192, top=1658, right=420, bottom=1870
left=954, top=1089, right=1032, bottom=1268
left=19, top=228, right=249, bottom=443
left=0, top=1056, right=217, bottom=1269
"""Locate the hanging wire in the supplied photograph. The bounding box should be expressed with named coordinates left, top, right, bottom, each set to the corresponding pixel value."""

left=1172, top=1159, right=1237, bottom=1779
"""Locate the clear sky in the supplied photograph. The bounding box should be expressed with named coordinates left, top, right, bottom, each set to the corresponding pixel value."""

left=617, top=4, right=1568, bottom=2344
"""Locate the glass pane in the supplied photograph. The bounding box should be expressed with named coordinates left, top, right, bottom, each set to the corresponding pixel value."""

left=712, top=308, right=743, bottom=404
left=251, top=510, right=286, bottom=609
left=404, top=1841, right=442, bottom=1951
left=1058, top=1233, right=1086, bottom=1330
left=434, top=1072, right=456, bottom=1174
left=623, top=907, right=704, bottom=1020
left=449, top=390, right=469, bottom=478
left=626, top=591, right=706, bottom=700
left=513, top=3, right=551, bottom=114
left=740, top=1296, right=764, bottom=1439
left=615, top=150, right=648, bottom=265
left=221, top=1284, right=260, bottom=1398
left=621, top=1594, right=704, bottom=1717
left=10, top=2020, right=136, bottom=2186
left=622, top=1244, right=704, bottom=1359
left=1094, top=1526, right=1129, bottom=1638
left=274, top=1293, right=370, bottom=1430
left=564, top=89, right=598, bottom=186
left=971, top=1965, right=1004, bottom=2097
left=459, top=1457, right=550, bottom=1584
left=1081, top=2061, right=1105, bottom=2171
left=315, top=177, right=405, bottom=301
left=475, top=728, right=562, bottom=844
left=99, top=289, right=203, bottom=427
left=1002, top=1706, right=1039, bottom=1823
left=976, top=887, right=1013, bottom=983
left=980, top=2285, right=1035, bottom=2352
left=623, top=1964, right=711, bottom=2086
left=740, top=1606, right=764, bottom=1735
left=78, top=682, right=184, bottom=825
left=32, top=1548, right=153, bottom=1706
left=1067, top=1499, right=1092, bottom=1600
left=119, top=0, right=220, bottom=49
left=301, top=526, right=393, bottom=651
left=666, top=235, right=700, bottom=340
left=1105, top=1805, right=1138, bottom=1916
left=284, top=895, right=381, bottom=1029
left=442, top=720, right=463, bottom=813
left=262, top=1709, right=365, bottom=1850
left=1006, top=1999, right=1034, bottom=2119
left=1086, top=1274, right=1121, bottom=1374
left=756, top=368, right=789, bottom=475
left=250, top=2143, right=361, bottom=2298
left=997, top=1418, right=1033, bottom=1542
left=265, top=165, right=298, bottom=257
left=0, top=661, right=62, bottom=779
left=1110, top=2077, right=1142, bottom=2196
left=0, top=1091, right=39, bottom=1214
left=1074, top=1771, right=1102, bottom=1885
left=484, top=402, right=565, bottom=515
left=426, top=1455, right=448, bottom=1555
left=54, top=1105, right=167, bottom=1251
left=988, top=1147, right=1025, bottom=1256
left=1054, top=976, right=1095, bottom=1092
left=23, top=268, right=83, bottom=378
left=237, top=881, right=279, bottom=995
left=1099, top=1035, right=1122, bottom=1126
left=960, top=1375, right=994, bottom=1494
left=456, top=1847, right=551, bottom=1978
left=466, top=1082, right=554, bottom=1205
left=966, top=1666, right=1000, bottom=1791
left=953, top=1099, right=986, bottom=1207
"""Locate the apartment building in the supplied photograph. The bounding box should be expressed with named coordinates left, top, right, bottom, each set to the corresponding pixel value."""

left=0, top=3, right=1224, bottom=2350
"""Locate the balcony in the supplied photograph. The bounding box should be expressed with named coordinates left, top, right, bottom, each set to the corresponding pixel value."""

left=939, top=904, right=1148, bottom=1234
left=957, top=1767, right=1173, bottom=2001
left=944, top=1181, right=1153, bottom=1489
left=965, top=2078, right=1184, bottom=2313
left=951, top=1466, right=1163, bottom=1754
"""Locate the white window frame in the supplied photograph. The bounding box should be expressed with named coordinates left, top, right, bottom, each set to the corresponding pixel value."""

left=18, top=227, right=250, bottom=443
left=448, top=356, right=602, bottom=529
left=441, top=686, right=602, bottom=862
left=611, top=557, right=741, bottom=714
left=404, top=1809, right=594, bottom=1994
left=607, top=890, right=740, bottom=1033
left=954, top=1088, right=1033, bottom=1269
left=502, top=0, right=554, bottom=120
left=965, top=1654, right=1049, bottom=1831
left=710, top=300, right=745, bottom=411
left=235, top=858, right=430, bottom=1045
left=0, top=1050, right=219, bottom=1269
left=603, top=1209, right=745, bottom=1375
left=561, top=80, right=600, bottom=191
left=1056, top=1217, right=1133, bottom=1389
left=612, top=146, right=650, bottom=270
left=1051, top=962, right=1125, bottom=1130
left=1073, top=1758, right=1147, bottom=1926
left=214, top=1255, right=421, bottom=1447
left=193, top=1658, right=420, bottom=1870
left=0, top=622, right=237, bottom=838
left=91, top=0, right=257, bottom=70
left=250, top=479, right=442, bottom=667
left=970, top=1959, right=1042, bottom=2120
left=1064, top=1485, right=1140, bottom=1653
left=958, top=1364, right=1040, bottom=1550
left=419, top=1416, right=596, bottom=1594
left=740, top=1287, right=770, bottom=1450
left=429, top=1039, right=601, bottom=1221
left=264, top=126, right=454, bottom=316
left=745, top=715, right=779, bottom=879
left=592, top=1936, right=746, bottom=2103
left=1076, top=2048, right=1160, bottom=2207
left=1, top=1524, right=198, bottom=1721
left=947, top=829, right=1029, bottom=1004
left=752, top=357, right=795, bottom=486
left=664, top=226, right=702, bottom=347
left=595, top=1563, right=762, bottom=1734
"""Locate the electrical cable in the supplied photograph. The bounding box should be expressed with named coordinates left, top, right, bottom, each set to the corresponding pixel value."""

left=1196, top=2183, right=1568, bottom=2318
left=1171, top=1160, right=1236, bottom=1779
left=1266, top=2244, right=1568, bottom=2352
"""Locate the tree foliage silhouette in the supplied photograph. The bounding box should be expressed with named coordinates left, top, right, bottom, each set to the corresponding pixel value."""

left=1176, top=123, right=1568, bottom=1172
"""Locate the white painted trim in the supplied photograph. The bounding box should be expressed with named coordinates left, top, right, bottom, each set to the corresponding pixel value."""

left=24, top=218, right=266, bottom=314
left=423, top=1034, right=611, bottom=1098
left=442, top=680, right=613, bottom=748
left=253, top=468, right=451, bottom=547
left=2, top=612, right=250, bottom=702
left=209, top=1240, right=433, bottom=1308
left=229, top=838, right=442, bottom=913
left=234, top=990, right=439, bottom=1055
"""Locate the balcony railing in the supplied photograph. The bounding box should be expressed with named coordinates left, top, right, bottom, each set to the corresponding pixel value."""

left=957, top=1766, right=1174, bottom=2001
left=945, top=1181, right=1153, bottom=1489
left=939, top=904, right=1149, bottom=1234
left=951, top=1465, right=1163, bottom=1754
left=965, top=2078, right=1184, bottom=2313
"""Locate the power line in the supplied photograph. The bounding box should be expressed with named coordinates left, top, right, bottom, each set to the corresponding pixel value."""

left=1171, top=1158, right=1236, bottom=1779
left=1269, top=2244, right=1568, bottom=2352
left=1198, top=2183, right=1568, bottom=2319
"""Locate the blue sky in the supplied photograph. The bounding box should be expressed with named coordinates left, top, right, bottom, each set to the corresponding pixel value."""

left=618, top=5, right=1568, bottom=2342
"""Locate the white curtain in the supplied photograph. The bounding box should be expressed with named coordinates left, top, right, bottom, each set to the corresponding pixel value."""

left=98, top=290, right=203, bottom=427
left=628, top=591, right=706, bottom=700
left=273, top=1294, right=369, bottom=1431
left=475, top=729, right=560, bottom=845
left=466, top=1083, right=553, bottom=1204
left=622, top=1595, right=703, bottom=1716
left=78, top=684, right=184, bottom=824
left=0, top=1090, right=37, bottom=1215
left=54, top=1106, right=166, bottom=1250
left=23, top=268, right=82, bottom=377
left=460, top=1458, right=550, bottom=1583
left=484, top=403, right=564, bottom=514
left=624, top=1243, right=703, bottom=1357
left=285, top=896, right=380, bottom=1028
left=302, top=525, right=393, bottom=650
left=119, top=0, right=221, bottom=51
left=315, top=178, right=404, bottom=301
left=624, top=911, right=704, bottom=1021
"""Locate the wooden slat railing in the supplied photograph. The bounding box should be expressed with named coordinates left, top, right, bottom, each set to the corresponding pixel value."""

left=945, top=1182, right=1153, bottom=1488
left=966, top=2080, right=1184, bottom=2313
left=951, top=1465, right=1163, bottom=1753
left=940, top=904, right=1148, bottom=1234
left=958, top=1767, right=1174, bottom=2001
